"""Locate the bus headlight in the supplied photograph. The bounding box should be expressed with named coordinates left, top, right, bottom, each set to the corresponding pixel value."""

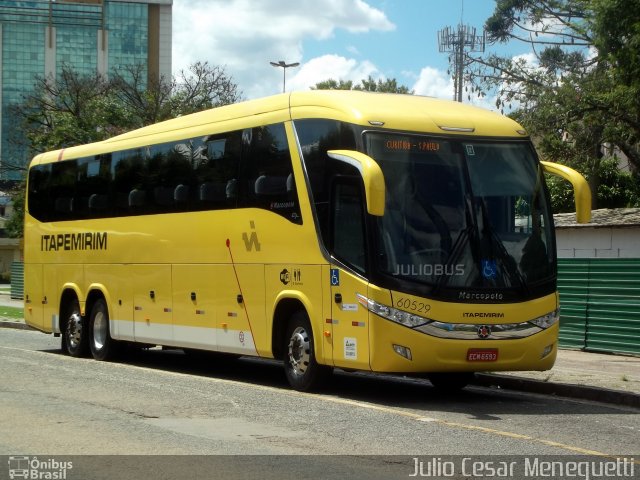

left=356, top=294, right=431, bottom=328
left=528, top=310, right=559, bottom=329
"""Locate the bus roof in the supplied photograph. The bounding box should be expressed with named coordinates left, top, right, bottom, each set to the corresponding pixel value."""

left=31, top=90, right=527, bottom=165
left=289, top=90, right=525, bottom=137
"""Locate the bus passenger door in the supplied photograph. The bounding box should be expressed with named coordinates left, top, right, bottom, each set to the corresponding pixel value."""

left=327, top=179, right=371, bottom=370
left=329, top=267, right=370, bottom=370
left=132, top=265, right=173, bottom=344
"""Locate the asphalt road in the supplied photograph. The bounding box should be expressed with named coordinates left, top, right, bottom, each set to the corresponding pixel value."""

left=1, top=329, right=638, bottom=479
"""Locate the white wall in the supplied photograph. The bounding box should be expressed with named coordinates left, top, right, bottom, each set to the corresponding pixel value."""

left=556, top=227, right=640, bottom=258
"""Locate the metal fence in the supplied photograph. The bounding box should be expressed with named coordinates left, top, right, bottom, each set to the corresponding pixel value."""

left=10, top=261, right=23, bottom=300
left=558, top=258, right=640, bottom=355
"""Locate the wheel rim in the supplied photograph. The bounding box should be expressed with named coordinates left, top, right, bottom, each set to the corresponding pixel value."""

left=287, top=326, right=310, bottom=377
left=93, top=308, right=107, bottom=351
left=67, top=311, right=82, bottom=349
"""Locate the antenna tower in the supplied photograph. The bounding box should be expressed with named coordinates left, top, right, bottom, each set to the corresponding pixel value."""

left=437, top=3, right=485, bottom=102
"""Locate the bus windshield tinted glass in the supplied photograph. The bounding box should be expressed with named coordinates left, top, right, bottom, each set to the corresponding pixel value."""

left=366, top=133, right=554, bottom=292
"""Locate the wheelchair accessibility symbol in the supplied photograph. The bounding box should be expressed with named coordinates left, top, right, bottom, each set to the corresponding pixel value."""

left=482, top=259, right=498, bottom=280
left=330, top=268, right=340, bottom=286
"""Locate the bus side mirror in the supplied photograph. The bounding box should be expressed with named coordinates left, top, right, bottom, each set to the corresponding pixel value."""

left=541, top=161, right=592, bottom=224
left=327, top=150, right=385, bottom=216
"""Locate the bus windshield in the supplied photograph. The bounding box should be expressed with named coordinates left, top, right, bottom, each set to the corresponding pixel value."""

left=365, top=133, right=555, bottom=294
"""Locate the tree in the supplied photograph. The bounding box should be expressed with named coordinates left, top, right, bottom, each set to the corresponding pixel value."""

left=109, top=63, right=174, bottom=127
left=13, top=67, right=117, bottom=157
left=14, top=61, right=242, bottom=160
left=312, top=79, right=356, bottom=90
left=590, top=0, right=640, bottom=167
left=4, top=186, right=24, bottom=239
left=313, top=75, right=413, bottom=94
left=111, top=61, right=242, bottom=126
left=7, top=62, right=242, bottom=237
left=170, top=61, right=242, bottom=113
left=467, top=0, right=640, bottom=210
left=547, top=157, right=640, bottom=211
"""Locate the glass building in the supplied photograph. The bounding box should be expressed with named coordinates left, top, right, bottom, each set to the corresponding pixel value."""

left=0, top=0, right=172, bottom=181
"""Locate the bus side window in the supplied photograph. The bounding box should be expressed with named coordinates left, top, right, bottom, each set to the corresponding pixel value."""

left=77, top=155, right=111, bottom=218
left=144, top=140, right=200, bottom=212
left=240, top=123, right=302, bottom=224
left=196, top=131, right=242, bottom=209
left=112, top=149, right=147, bottom=215
left=50, top=161, right=78, bottom=220
left=294, top=119, right=359, bottom=244
left=27, top=164, right=52, bottom=222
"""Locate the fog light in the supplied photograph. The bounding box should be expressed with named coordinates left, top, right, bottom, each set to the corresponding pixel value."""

left=393, top=344, right=412, bottom=360
left=541, top=343, right=554, bottom=359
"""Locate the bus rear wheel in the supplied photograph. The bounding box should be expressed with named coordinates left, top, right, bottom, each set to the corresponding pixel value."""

left=63, top=299, right=88, bottom=357
left=283, top=311, right=330, bottom=392
left=88, top=298, right=118, bottom=361
left=427, top=372, right=475, bottom=392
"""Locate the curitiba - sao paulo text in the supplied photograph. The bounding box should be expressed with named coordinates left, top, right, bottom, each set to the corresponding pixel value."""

left=41, top=232, right=107, bottom=252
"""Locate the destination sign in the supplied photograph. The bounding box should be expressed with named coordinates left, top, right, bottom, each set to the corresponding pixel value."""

left=384, top=139, right=441, bottom=153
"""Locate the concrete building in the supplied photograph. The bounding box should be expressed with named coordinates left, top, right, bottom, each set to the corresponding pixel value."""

left=0, top=0, right=173, bottom=180
left=554, top=208, right=640, bottom=258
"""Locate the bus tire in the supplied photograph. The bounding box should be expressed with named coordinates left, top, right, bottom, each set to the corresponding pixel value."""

left=283, top=311, right=330, bottom=392
left=427, top=372, right=475, bottom=392
left=88, top=298, right=118, bottom=361
left=63, top=298, right=89, bottom=357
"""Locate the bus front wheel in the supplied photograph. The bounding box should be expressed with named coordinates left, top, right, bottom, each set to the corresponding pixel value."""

left=283, top=311, right=330, bottom=392
left=88, top=298, right=118, bottom=361
left=63, top=299, right=88, bottom=357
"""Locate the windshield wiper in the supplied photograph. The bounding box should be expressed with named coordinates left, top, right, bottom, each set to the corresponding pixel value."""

left=478, top=200, right=529, bottom=293
left=434, top=195, right=476, bottom=293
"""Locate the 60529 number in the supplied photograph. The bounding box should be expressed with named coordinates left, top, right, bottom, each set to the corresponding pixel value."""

left=395, top=297, right=431, bottom=315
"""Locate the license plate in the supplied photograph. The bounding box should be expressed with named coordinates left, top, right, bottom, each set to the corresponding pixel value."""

left=467, top=348, right=498, bottom=362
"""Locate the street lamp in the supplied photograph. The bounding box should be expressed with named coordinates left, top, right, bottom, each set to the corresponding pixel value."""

left=270, top=60, right=300, bottom=93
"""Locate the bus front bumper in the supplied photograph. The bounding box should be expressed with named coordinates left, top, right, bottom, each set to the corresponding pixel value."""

left=368, top=319, right=559, bottom=373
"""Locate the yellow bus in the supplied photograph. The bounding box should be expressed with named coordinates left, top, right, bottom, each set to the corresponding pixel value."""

left=24, top=90, right=591, bottom=391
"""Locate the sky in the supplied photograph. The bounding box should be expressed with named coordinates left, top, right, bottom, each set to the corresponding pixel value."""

left=172, top=0, right=527, bottom=109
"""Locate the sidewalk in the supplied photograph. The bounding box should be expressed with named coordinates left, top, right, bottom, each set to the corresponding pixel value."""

left=1, top=295, right=638, bottom=407
left=0, top=293, right=25, bottom=309
left=475, top=350, right=640, bottom=408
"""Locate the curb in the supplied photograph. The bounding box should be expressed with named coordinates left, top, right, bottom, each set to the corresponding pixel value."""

left=0, top=319, right=33, bottom=331
left=475, top=373, right=640, bottom=409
